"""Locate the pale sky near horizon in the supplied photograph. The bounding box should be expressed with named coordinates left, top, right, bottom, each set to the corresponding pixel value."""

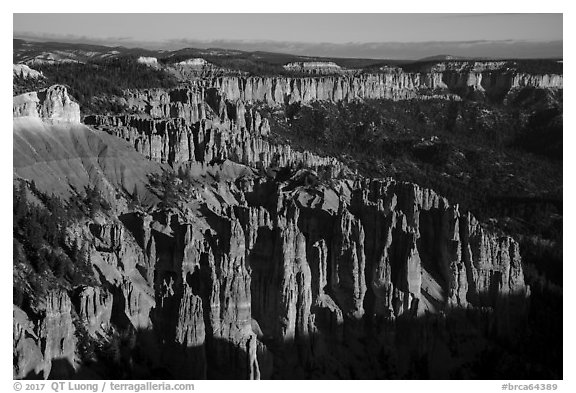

left=14, top=14, right=562, bottom=43
left=13, top=14, right=563, bottom=59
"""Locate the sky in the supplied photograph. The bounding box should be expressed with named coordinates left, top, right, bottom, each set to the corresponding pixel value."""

left=13, top=13, right=563, bottom=59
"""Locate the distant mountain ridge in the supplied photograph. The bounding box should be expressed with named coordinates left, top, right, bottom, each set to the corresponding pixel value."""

left=13, top=38, right=398, bottom=69
left=14, top=39, right=563, bottom=76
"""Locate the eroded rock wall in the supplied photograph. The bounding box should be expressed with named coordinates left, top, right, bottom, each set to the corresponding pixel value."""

left=85, top=107, right=344, bottom=176
left=13, top=85, right=80, bottom=123
left=208, top=71, right=562, bottom=105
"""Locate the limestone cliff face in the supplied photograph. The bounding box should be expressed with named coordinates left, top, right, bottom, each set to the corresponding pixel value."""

left=123, top=88, right=207, bottom=123
left=84, top=65, right=561, bottom=171
left=12, top=149, right=530, bottom=379
left=13, top=64, right=44, bottom=79
left=85, top=88, right=346, bottom=175
left=284, top=61, right=343, bottom=74
left=511, top=73, right=563, bottom=89
left=13, top=306, right=44, bottom=379
left=13, top=291, right=77, bottom=379
left=88, top=220, right=156, bottom=330
left=40, top=291, right=77, bottom=377
left=169, top=216, right=259, bottom=379
left=64, top=170, right=525, bottom=378
left=13, top=85, right=80, bottom=123
left=241, top=176, right=528, bottom=377
left=78, top=287, right=113, bottom=336
left=208, top=70, right=562, bottom=105
left=86, top=114, right=339, bottom=172
left=130, top=173, right=527, bottom=378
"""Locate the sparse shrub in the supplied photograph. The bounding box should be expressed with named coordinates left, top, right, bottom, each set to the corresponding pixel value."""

left=147, top=171, right=194, bottom=210
left=84, top=185, right=111, bottom=216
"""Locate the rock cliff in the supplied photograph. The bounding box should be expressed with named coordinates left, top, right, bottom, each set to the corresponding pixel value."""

left=13, top=291, right=77, bottom=379
left=207, top=70, right=562, bottom=105
left=13, top=64, right=44, bottom=79
left=13, top=163, right=530, bottom=379
left=13, top=85, right=80, bottom=123
left=283, top=61, right=344, bottom=74
left=84, top=88, right=347, bottom=175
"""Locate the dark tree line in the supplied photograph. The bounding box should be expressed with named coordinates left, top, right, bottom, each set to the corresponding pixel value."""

left=13, top=75, right=50, bottom=96
left=13, top=182, right=99, bottom=311
left=33, top=57, right=178, bottom=113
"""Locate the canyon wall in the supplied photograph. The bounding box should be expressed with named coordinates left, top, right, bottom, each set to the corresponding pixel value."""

left=208, top=71, right=562, bottom=105
left=85, top=89, right=347, bottom=176
left=13, top=168, right=530, bottom=379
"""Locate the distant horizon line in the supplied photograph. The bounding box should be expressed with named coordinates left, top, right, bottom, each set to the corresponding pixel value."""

left=14, top=33, right=564, bottom=47
left=13, top=34, right=563, bottom=60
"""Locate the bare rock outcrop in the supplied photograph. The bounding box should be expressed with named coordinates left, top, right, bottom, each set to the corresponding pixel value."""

left=136, top=57, right=159, bottom=67
left=177, top=172, right=527, bottom=377
left=284, top=61, right=343, bottom=75
left=77, top=287, right=113, bottom=336
left=12, top=153, right=530, bottom=379
left=14, top=291, right=78, bottom=379
left=40, top=291, right=77, bottom=377
left=13, top=85, right=80, bottom=123
left=13, top=306, right=44, bottom=379
left=85, top=94, right=343, bottom=175
left=208, top=69, right=562, bottom=106
left=13, top=64, right=44, bottom=79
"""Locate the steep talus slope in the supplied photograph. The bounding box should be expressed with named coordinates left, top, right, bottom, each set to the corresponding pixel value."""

left=13, top=82, right=535, bottom=379
left=13, top=118, right=163, bottom=202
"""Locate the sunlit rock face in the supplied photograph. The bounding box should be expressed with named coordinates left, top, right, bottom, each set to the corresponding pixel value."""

left=208, top=67, right=562, bottom=106
left=13, top=64, right=44, bottom=79
left=283, top=61, right=343, bottom=74
left=84, top=86, right=347, bottom=173
left=13, top=85, right=80, bottom=123
left=136, top=57, right=159, bottom=67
